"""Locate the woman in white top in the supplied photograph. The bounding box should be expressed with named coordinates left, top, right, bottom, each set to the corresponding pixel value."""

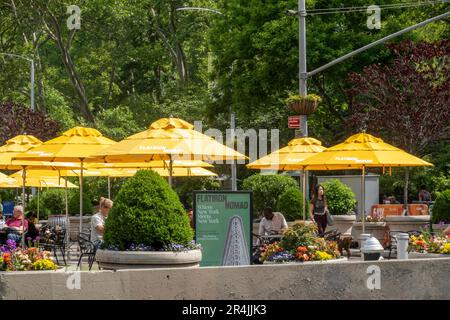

left=90, top=197, right=113, bottom=247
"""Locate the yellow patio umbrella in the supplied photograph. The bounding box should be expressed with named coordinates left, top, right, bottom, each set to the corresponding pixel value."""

left=91, top=117, right=247, bottom=186
left=0, top=172, right=15, bottom=184
left=6, top=170, right=78, bottom=221
left=13, top=127, right=116, bottom=233
left=115, top=167, right=218, bottom=177
left=299, top=132, right=433, bottom=233
left=247, top=137, right=327, bottom=220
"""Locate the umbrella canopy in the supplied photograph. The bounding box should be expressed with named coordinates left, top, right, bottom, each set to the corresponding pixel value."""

left=91, top=118, right=247, bottom=163
left=299, top=133, right=432, bottom=170
left=0, top=135, right=79, bottom=170
left=2, top=171, right=78, bottom=188
left=298, top=133, right=432, bottom=234
left=12, top=127, right=116, bottom=162
left=87, top=159, right=213, bottom=169
left=247, top=137, right=326, bottom=170
left=12, top=127, right=117, bottom=233
left=117, top=167, right=217, bottom=177
left=0, top=172, right=15, bottom=184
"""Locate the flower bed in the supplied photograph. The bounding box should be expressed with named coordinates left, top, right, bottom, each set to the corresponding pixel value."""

left=0, top=239, right=58, bottom=271
left=409, top=231, right=450, bottom=255
left=258, top=222, right=341, bottom=263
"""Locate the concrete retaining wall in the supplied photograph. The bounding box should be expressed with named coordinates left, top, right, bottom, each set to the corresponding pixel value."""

left=1, top=258, right=449, bottom=300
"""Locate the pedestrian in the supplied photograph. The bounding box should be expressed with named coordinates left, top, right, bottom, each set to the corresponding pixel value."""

left=310, top=184, right=328, bottom=235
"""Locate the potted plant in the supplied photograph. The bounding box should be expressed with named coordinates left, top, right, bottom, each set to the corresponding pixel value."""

left=96, top=170, right=202, bottom=270
left=285, top=94, right=322, bottom=115
left=322, top=179, right=357, bottom=235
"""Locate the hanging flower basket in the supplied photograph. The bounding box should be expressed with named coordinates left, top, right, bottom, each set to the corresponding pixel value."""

left=286, top=94, right=322, bottom=115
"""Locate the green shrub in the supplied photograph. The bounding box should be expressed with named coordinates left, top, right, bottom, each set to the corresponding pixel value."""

left=242, top=174, right=298, bottom=216
left=277, top=187, right=309, bottom=221
left=280, top=222, right=318, bottom=251
left=104, top=170, right=194, bottom=250
left=431, top=190, right=450, bottom=223
left=68, top=190, right=93, bottom=216
left=26, top=189, right=67, bottom=219
left=321, top=179, right=356, bottom=215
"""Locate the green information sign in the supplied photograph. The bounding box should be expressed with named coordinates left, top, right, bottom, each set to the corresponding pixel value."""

left=194, top=191, right=253, bottom=267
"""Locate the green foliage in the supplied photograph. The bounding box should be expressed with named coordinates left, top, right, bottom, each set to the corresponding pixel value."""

left=277, top=187, right=309, bottom=221
left=26, top=189, right=66, bottom=219
left=280, top=222, right=318, bottom=251
left=321, top=179, right=356, bottom=215
left=104, top=170, right=194, bottom=250
left=431, top=190, right=450, bottom=224
left=174, top=177, right=221, bottom=208
left=68, top=191, right=93, bottom=216
left=96, top=106, right=144, bottom=141
left=285, top=94, right=322, bottom=104
left=242, top=174, right=298, bottom=216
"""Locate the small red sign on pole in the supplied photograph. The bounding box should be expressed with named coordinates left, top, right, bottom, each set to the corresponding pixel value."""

left=288, top=116, right=300, bottom=129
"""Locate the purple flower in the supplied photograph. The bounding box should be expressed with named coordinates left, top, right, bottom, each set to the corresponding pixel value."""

left=35, top=236, right=41, bottom=241
left=26, top=237, right=32, bottom=241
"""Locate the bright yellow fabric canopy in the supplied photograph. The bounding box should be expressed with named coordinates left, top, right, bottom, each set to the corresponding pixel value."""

left=0, top=135, right=80, bottom=170
left=117, top=167, right=217, bottom=177
left=299, top=133, right=432, bottom=169
left=91, top=118, right=247, bottom=162
left=247, top=137, right=326, bottom=170
left=2, top=171, right=78, bottom=188
left=87, top=159, right=213, bottom=169
left=12, top=127, right=116, bottom=162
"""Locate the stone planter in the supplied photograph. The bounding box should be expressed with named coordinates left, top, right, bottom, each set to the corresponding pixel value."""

left=326, top=215, right=356, bottom=235
left=385, top=215, right=430, bottom=233
left=352, top=222, right=388, bottom=248
left=408, top=252, right=449, bottom=259
left=68, top=216, right=92, bottom=241
left=432, top=224, right=449, bottom=233
left=264, top=257, right=348, bottom=265
left=96, top=249, right=202, bottom=270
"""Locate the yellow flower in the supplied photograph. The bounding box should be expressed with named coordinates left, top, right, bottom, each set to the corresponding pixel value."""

left=441, top=243, right=450, bottom=254
left=315, top=251, right=333, bottom=261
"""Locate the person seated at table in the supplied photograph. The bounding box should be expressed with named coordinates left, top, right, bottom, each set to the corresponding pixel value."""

left=90, top=197, right=113, bottom=248
left=258, top=207, right=288, bottom=237
left=418, top=185, right=432, bottom=202
left=5, top=205, right=28, bottom=243
left=186, top=208, right=194, bottom=229
left=25, top=211, right=39, bottom=241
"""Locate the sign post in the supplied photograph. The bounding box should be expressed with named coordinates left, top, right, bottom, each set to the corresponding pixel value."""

left=194, top=191, right=253, bottom=267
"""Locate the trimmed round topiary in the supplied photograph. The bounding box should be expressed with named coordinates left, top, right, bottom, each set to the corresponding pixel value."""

left=277, top=187, right=309, bottom=221
left=321, top=179, right=357, bottom=215
left=104, top=170, right=194, bottom=250
left=431, top=189, right=450, bottom=224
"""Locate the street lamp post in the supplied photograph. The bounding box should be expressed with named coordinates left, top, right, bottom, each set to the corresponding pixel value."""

left=0, top=53, right=35, bottom=111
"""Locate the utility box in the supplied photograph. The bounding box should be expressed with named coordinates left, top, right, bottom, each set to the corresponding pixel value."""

left=317, top=175, right=379, bottom=216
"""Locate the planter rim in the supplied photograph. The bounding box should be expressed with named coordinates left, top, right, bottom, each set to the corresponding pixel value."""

left=353, top=222, right=386, bottom=226
left=96, top=248, right=202, bottom=265
left=330, top=214, right=356, bottom=220
left=385, top=215, right=430, bottom=222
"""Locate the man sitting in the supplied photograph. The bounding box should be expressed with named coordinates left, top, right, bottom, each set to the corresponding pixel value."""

left=5, top=205, right=28, bottom=243
left=258, top=207, right=288, bottom=237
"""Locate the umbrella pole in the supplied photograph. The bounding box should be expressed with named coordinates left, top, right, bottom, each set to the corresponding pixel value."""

left=168, top=158, right=173, bottom=187
left=65, top=178, right=68, bottom=227
left=21, top=169, right=26, bottom=249
left=361, top=165, right=366, bottom=234
left=37, top=188, right=40, bottom=222
left=79, top=160, right=84, bottom=234
left=108, top=176, right=111, bottom=199
left=302, top=169, right=307, bottom=221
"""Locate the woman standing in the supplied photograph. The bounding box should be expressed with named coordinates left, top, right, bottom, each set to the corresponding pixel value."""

left=310, top=185, right=328, bottom=235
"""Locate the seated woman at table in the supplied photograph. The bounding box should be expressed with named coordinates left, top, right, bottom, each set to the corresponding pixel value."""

left=5, top=205, right=28, bottom=243
left=91, top=197, right=113, bottom=248
left=258, top=207, right=288, bottom=237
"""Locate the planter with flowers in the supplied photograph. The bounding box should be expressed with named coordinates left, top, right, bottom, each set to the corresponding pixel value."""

left=408, top=229, right=450, bottom=259
left=259, top=222, right=343, bottom=264
left=352, top=215, right=388, bottom=248
left=0, top=239, right=59, bottom=272
left=322, top=179, right=357, bottom=235
left=285, top=94, right=322, bottom=115
left=96, top=170, right=202, bottom=270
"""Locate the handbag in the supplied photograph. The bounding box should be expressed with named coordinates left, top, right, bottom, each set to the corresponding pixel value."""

left=326, top=209, right=334, bottom=226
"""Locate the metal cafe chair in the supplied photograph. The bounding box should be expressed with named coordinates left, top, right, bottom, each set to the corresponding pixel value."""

left=77, top=232, right=97, bottom=271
